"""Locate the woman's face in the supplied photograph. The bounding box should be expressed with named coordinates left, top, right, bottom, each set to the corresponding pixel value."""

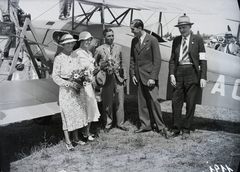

left=81, top=38, right=92, bottom=49
left=63, top=42, right=75, bottom=52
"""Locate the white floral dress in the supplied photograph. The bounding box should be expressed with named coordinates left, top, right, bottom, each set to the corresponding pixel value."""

left=72, top=48, right=100, bottom=122
left=52, top=52, right=87, bottom=131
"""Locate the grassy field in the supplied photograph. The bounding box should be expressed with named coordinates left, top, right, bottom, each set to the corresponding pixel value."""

left=0, top=95, right=240, bottom=172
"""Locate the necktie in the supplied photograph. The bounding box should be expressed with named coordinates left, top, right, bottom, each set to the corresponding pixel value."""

left=181, top=37, right=188, bottom=61
left=110, top=44, right=113, bottom=55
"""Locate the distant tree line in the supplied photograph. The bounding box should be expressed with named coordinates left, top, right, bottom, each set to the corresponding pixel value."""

left=163, top=31, right=212, bottom=42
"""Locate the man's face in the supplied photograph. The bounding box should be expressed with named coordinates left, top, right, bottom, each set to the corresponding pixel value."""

left=225, top=36, right=233, bottom=44
left=104, top=31, right=114, bottom=45
left=178, top=25, right=191, bottom=37
left=130, top=24, right=141, bottom=37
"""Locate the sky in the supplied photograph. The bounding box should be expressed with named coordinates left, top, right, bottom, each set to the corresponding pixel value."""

left=17, top=0, right=240, bottom=36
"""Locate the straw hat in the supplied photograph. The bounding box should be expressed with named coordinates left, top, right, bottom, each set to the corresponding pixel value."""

left=59, top=34, right=77, bottom=45
left=175, top=14, right=194, bottom=27
left=78, top=31, right=93, bottom=41
left=92, top=70, right=106, bottom=87
left=225, top=31, right=233, bottom=38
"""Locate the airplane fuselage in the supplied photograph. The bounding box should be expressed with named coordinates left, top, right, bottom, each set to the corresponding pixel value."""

left=1, top=19, right=239, bottom=126
left=28, top=20, right=240, bottom=111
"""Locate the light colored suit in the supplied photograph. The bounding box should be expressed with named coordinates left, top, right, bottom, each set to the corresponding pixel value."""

left=130, top=33, right=166, bottom=131
left=94, top=43, right=127, bottom=129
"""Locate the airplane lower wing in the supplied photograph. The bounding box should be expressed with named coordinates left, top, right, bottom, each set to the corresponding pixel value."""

left=0, top=79, right=60, bottom=125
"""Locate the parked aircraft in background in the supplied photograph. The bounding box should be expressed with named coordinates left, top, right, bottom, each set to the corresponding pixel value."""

left=0, top=0, right=239, bottom=126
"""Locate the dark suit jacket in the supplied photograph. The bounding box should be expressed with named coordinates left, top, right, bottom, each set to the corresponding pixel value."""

left=94, top=43, right=127, bottom=83
left=169, top=34, right=207, bottom=81
left=130, top=33, right=161, bottom=85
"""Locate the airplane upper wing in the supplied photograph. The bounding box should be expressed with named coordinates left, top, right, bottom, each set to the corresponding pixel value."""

left=0, top=79, right=60, bottom=125
left=77, top=0, right=213, bottom=14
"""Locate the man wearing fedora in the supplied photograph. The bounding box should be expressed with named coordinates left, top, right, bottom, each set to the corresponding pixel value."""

left=169, top=14, right=207, bottom=139
left=94, top=28, right=128, bottom=133
left=217, top=31, right=240, bottom=56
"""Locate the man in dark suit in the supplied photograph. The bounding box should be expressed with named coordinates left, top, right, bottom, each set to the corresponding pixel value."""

left=169, top=14, right=207, bottom=140
left=94, top=28, right=128, bottom=133
left=130, top=19, right=168, bottom=138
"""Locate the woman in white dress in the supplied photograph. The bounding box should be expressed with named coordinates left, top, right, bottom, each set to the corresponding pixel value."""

left=72, top=31, right=101, bottom=141
left=52, top=34, right=87, bottom=151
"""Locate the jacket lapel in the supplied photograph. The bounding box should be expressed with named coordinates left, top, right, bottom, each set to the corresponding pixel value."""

left=188, top=34, right=195, bottom=53
left=134, top=37, right=141, bottom=53
left=175, top=36, right=182, bottom=61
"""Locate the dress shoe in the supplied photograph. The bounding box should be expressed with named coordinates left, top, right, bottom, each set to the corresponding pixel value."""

left=169, top=130, right=180, bottom=138
left=181, top=132, right=190, bottom=140
left=117, top=126, right=129, bottom=131
left=134, top=129, right=148, bottom=133
left=103, top=128, right=111, bottom=133
left=83, top=135, right=95, bottom=141
left=59, top=15, right=66, bottom=20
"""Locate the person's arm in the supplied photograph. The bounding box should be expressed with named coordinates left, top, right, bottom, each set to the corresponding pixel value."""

left=198, top=37, right=207, bottom=80
left=130, top=39, right=138, bottom=85
left=198, top=37, right=207, bottom=88
left=169, top=39, right=177, bottom=88
left=129, top=39, right=135, bottom=77
left=118, top=46, right=127, bottom=80
left=94, top=47, right=102, bottom=67
left=150, top=37, right=161, bottom=81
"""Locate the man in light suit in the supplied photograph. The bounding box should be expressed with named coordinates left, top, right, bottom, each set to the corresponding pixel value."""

left=217, top=31, right=240, bottom=57
left=94, top=28, right=128, bottom=133
left=130, top=19, right=168, bottom=138
left=169, top=14, right=207, bottom=139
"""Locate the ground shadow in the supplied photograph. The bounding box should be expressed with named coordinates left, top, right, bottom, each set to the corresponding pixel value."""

left=124, top=95, right=240, bottom=134
left=0, top=95, right=239, bottom=172
left=0, top=115, right=63, bottom=172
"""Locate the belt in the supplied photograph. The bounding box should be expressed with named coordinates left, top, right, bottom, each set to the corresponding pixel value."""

left=178, top=61, right=193, bottom=66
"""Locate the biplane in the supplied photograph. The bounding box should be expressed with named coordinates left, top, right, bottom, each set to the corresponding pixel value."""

left=0, top=0, right=239, bottom=125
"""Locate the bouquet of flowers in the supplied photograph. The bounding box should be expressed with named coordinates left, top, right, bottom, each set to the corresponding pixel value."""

left=96, top=58, right=120, bottom=75
left=69, top=68, right=92, bottom=88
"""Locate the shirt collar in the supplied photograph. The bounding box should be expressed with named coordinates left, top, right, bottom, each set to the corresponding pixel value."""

left=182, top=34, right=190, bottom=41
left=140, top=31, right=146, bottom=43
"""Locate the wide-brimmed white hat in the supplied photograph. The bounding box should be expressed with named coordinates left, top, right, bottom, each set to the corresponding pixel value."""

left=175, top=14, right=194, bottom=27
left=59, top=34, right=77, bottom=45
left=78, top=31, right=93, bottom=41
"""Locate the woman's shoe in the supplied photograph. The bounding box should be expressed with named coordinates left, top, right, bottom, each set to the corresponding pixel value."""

left=72, top=140, right=86, bottom=145
left=83, top=135, right=94, bottom=141
left=65, top=142, right=74, bottom=151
